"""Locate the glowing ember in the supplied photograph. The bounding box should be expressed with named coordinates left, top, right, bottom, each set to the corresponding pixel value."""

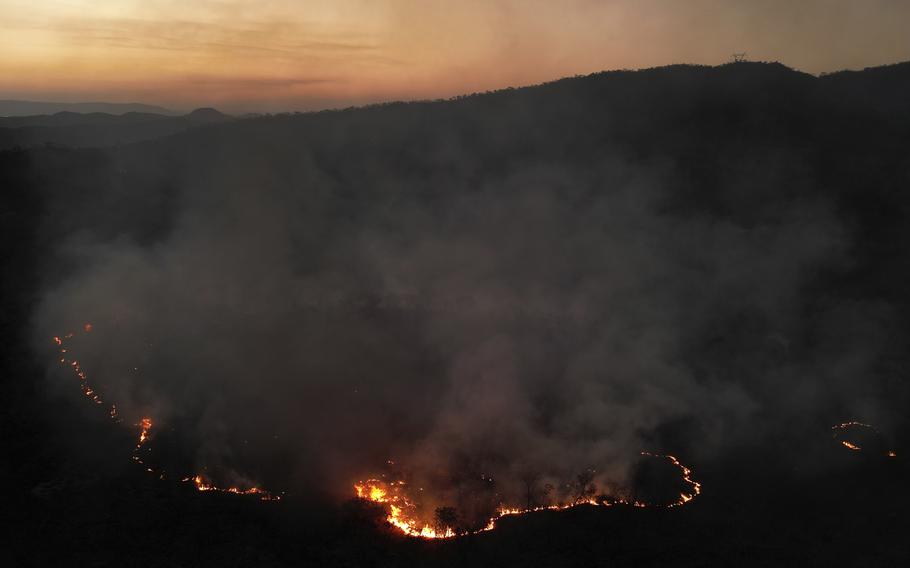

left=137, top=418, right=152, bottom=447
left=54, top=326, right=114, bottom=413
left=355, top=452, right=702, bottom=539
left=641, top=452, right=703, bottom=507
left=831, top=421, right=897, bottom=458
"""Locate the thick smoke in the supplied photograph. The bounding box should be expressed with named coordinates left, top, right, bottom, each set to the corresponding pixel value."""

left=29, top=66, right=900, bottom=515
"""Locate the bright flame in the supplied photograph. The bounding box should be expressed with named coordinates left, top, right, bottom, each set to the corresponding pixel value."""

left=138, top=417, right=152, bottom=446
left=354, top=478, right=457, bottom=538
left=354, top=452, right=702, bottom=539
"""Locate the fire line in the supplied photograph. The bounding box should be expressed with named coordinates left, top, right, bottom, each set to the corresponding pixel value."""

left=54, top=324, right=282, bottom=501
left=831, top=421, right=897, bottom=458
left=53, top=323, right=896, bottom=539
left=354, top=451, right=702, bottom=539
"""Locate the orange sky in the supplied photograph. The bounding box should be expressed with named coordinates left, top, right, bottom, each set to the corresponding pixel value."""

left=2, top=0, right=909, bottom=112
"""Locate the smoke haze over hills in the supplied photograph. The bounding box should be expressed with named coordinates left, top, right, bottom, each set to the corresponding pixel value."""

left=6, top=63, right=903, bottom=513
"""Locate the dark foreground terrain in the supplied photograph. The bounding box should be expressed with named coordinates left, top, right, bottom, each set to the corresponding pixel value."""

left=3, top=61, right=910, bottom=566
left=6, top=426, right=910, bottom=567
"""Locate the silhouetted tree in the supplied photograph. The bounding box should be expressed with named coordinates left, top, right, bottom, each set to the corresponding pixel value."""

left=542, top=482, right=554, bottom=506
left=571, top=470, right=597, bottom=504
left=520, top=471, right=540, bottom=509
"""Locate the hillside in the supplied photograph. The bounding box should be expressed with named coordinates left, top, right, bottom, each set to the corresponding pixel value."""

left=3, top=61, right=910, bottom=566
left=0, top=107, right=232, bottom=149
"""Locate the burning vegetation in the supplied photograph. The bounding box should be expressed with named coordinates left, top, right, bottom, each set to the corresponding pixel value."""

left=52, top=322, right=898, bottom=542
left=354, top=451, right=702, bottom=539
left=54, top=324, right=282, bottom=501
left=831, top=421, right=897, bottom=458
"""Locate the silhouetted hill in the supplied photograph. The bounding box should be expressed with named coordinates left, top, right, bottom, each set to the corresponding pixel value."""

left=0, top=107, right=234, bottom=149
left=0, top=111, right=170, bottom=128
left=185, top=107, right=232, bottom=123
left=819, top=60, right=910, bottom=118
left=0, top=99, right=174, bottom=117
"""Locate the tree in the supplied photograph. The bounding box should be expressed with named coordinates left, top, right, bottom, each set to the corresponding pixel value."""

left=571, top=470, right=597, bottom=504
left=434, top=506, right=457, bottom=534
left=520, top=471, right=540, bottom=509
left=520, top=472, right=554, bottom=509
left=542, top=483, right=554, bottom=505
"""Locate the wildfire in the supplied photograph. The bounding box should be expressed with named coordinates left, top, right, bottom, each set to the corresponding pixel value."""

left=54, top=325, right=112, bottom=412
left=641, top=452, right=703, bottom=507
left=183, top=475, right=281, bottom=501
left=129, top=416, right=158, bottom=473
left=137, top=417, right=152, bottom=447
left=831, top=421, right=897, bottom=458
left=354, top=452, right=702, bottom=539
left=53, top=324, right=283, bottom=502
left=53, top=323, right=900, bottom=538
left=355, top=478, right=456, bottom=538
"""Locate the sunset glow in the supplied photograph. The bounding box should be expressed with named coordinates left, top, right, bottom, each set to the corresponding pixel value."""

left=3, top=0, right=910, bottom=112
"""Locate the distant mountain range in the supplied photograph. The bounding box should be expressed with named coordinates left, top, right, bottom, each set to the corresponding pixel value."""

left=0, top=100, right=175, bottom=117
left=0, top=107, right=231, bottom=149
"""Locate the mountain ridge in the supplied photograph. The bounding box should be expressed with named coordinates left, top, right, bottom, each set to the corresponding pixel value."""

left=0, top=99, right=175, bottom=117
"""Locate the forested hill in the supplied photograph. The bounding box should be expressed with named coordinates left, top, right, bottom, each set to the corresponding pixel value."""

left=7, top=60, right=910, bottom=300
left=0, top=107, right=231, bottom=150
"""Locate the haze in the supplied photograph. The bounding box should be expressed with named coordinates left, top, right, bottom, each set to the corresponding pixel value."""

left=2, top=0, right=909, bottom=113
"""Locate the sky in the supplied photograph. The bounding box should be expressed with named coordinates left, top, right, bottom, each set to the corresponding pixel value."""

left=2, top=0, right=909, bottom=113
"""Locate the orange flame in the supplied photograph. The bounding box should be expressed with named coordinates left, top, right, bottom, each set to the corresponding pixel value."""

left=137, top=417, right=152, bottom=447
left=355, top=452, right=702, bottom=539
left=183, top=475, right=281, bottom=501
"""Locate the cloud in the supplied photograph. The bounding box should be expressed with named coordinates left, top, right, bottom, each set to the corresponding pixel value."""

left=3, top=1, right=910, bottom=109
